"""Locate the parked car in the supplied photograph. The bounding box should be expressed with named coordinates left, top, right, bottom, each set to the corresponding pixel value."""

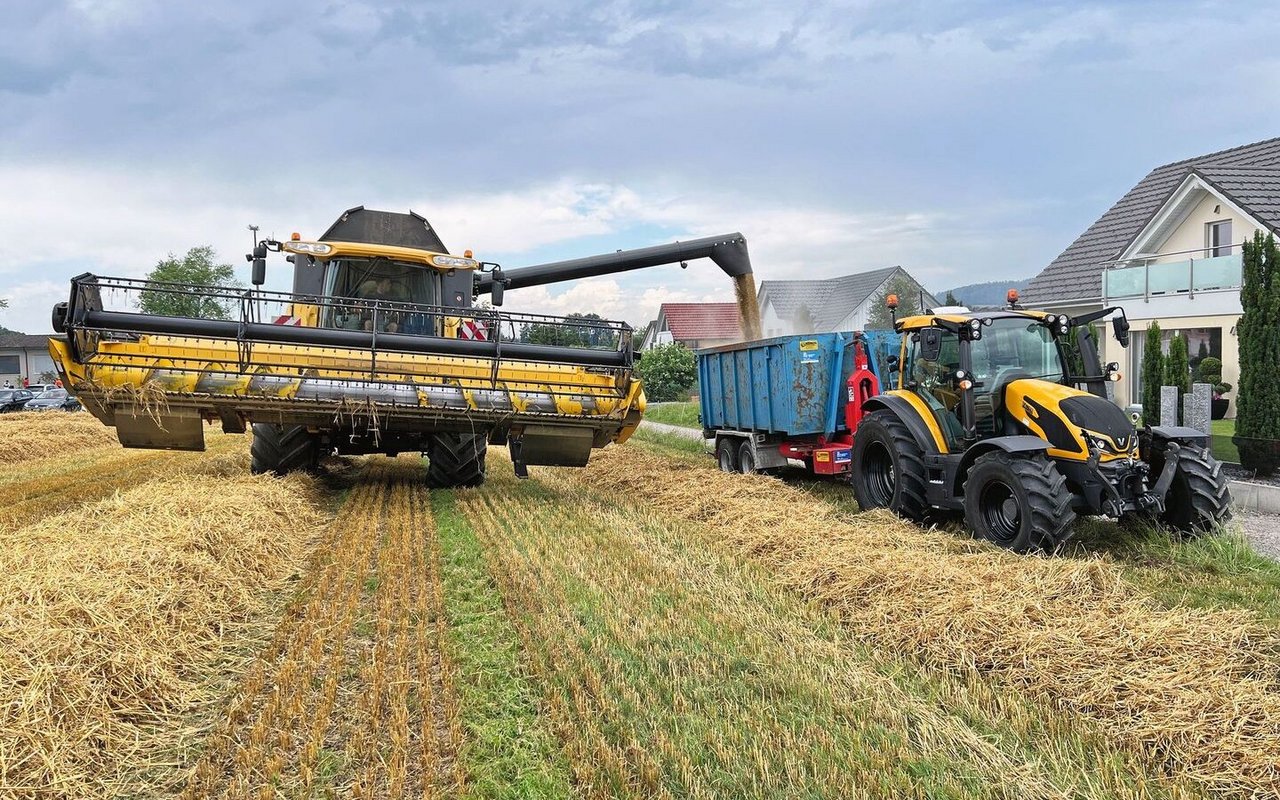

left=24, top=388, right=82, bottom=412
left=0, top=389, right=35, bottom=412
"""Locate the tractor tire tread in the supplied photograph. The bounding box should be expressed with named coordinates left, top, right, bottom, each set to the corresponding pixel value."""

left=1164, top=446, right=1232, bottom=532
left=966, top=452, right=1076, bottom=554
left=854, top=410, right=929, bottom=522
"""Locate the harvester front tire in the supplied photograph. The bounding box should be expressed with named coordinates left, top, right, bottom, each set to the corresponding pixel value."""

left=851, top=410, right=928, bottom=522
left=963, top=452, right=1075, bottom=554
left=1162, top=446, right=1231, bottom=533
left=425, top=433, right=487, bottom=489
left=250, top=424, right=320, bottom=476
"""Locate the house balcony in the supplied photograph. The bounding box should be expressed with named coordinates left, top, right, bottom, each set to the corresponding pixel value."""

left=1102, top=251, right=1243, bottom=319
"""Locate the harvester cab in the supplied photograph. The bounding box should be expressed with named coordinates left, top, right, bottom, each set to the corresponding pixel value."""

left=49, top=207, right=758, bottom=487
left=850, top=293, right=1231, bottom=552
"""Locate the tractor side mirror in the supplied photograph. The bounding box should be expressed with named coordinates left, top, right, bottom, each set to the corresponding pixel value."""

left=1112, top=315, right=1130, bottom=348
left=920, top=329, right=943, bottom=362
left=885, top=354, right=900, bottom=373
left=249, top=243, right=267, bottom=286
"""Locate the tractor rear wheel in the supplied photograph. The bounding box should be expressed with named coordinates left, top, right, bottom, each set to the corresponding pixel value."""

left=250, top=424, right=321, bottom=476
left=1162, top=445, right=1231, bottom=533
left=851, top=410, right=928, bottom=521
left=425, top=433, right=487, bottom=489
left=963, top=452, right=1075, bottom=554
left=716, top=438, right=738, bottom=473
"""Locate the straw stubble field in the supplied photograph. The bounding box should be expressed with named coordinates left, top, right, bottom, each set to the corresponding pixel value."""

left=2, top=412, right=1279, bottom=799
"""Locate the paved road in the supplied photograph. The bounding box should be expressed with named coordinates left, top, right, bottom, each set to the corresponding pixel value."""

left=639, top=420, right=705, bottom=441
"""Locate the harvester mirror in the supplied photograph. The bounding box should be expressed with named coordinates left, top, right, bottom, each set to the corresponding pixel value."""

left=919, top=329, right=943, bottom=362
left=490, top=279, right=505, bottom=307
left=249, top=243, right=267, bottom=286
left=1112, top=315, right=1131, bottom=347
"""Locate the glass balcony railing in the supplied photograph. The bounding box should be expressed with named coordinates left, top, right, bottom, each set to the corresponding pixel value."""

left=1103, top=253, right=1241, bottom=301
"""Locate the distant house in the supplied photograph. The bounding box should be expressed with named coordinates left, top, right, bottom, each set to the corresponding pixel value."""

left=641, top=303, right=742, bottom=350
left=1023, top=136, right=1280, bottom=416
left=758, top=266, right=938, bottom=338
left=0, top=333, right=57, bottom=387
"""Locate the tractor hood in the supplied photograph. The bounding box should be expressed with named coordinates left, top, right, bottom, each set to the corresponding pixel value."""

left=1004, top=379, right=1137, bottom=462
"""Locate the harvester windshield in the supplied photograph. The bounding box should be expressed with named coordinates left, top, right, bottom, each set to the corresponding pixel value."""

left=323, top=258, right=440, bottom=332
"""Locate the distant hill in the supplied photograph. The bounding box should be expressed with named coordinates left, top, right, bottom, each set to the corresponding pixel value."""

left=936, top=279, right=1031, bottom=308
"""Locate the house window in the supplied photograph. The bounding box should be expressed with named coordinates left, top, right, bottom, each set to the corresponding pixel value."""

left=1206, top=220, right=1232, bottom=258
left=0, top=355, right=19, bottom=374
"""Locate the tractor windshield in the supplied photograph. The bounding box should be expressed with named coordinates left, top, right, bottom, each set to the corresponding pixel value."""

left=969, top=318, right=1064, bottom=390
left=321, top=258, right=442, bottom=333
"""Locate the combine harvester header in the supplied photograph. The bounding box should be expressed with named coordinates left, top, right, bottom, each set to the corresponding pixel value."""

left=49, top=207, right=757, bottom=486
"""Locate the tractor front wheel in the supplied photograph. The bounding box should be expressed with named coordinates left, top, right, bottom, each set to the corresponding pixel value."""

left=425, top=433, right=487, bottom=489
left=963, top=452, right=1075, bottom=554
left=1161, top=446, right=1232, bottom=533
left=851, top=410, right=928, bottom=521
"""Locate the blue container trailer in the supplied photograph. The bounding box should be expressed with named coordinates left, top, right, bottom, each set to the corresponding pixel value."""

left=697, top=331, right=900, bottom=474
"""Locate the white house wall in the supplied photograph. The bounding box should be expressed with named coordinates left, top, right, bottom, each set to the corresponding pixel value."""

left=1154, top=190, right=1261, bottom=263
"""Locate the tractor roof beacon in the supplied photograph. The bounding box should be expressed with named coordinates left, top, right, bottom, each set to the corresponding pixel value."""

left=849, top=289, right=1231, bottom=553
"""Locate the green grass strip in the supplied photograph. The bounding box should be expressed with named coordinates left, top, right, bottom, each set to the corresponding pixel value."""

left=431, top=491, right=575, bottom=800
left=642, top=401, right=701, bottom=428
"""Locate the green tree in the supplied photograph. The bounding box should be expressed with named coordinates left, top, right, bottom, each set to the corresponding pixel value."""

left=1194, top=356, right=1231, bottom=397
left=1236, top=231, right=1280, bottom=475
left=866, top=276, right=924, bottom=330
left=636, top=342, right=697, bottom=402
left=0, top=298, right=8, bottom=309
left=1140, top=321, right=1165, bottom=426
left=944, top=290, right=960, bottom=306
left=1164, top=332, right=1190, bottom=425
left=793, top=304, right=816, bottom=334
left=139, top=246, right=240, bottom=319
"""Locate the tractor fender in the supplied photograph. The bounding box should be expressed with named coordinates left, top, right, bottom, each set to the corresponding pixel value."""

left=860, top=395, right=943, bottom=454
left=953, top=436, right=1052, bottom=495
left=1147, top=425, right=1210, bottom=446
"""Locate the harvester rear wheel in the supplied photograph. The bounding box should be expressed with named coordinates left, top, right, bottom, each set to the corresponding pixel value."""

left=716, top=438, right=738, bottom=473
left=250, top=424, right=321, bottom=476
left=851, top=410, right=928, bottom=521
left=963, top=452, right=1075, bottom=554
left=1162, top=445, right=1232, bottom=533
left=425, top=433, right=487, bottom=489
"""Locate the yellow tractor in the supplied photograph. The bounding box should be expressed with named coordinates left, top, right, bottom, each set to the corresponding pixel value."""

left=850, top=292, right=1231, bottom=552
left=49, top=207, right=757, bottom=486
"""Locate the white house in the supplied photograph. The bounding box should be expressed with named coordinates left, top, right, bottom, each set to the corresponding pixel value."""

left=758, top=266, right=937, bottom=338
left=0, top=333, right=58, bottom=387
left=1023, top=137, right=1280, bottom=417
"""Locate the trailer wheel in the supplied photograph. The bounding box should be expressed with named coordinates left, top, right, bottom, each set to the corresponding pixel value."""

left=737, top=440, right=757, bottom=474
left=251, top=424, right=321, bottom=476
left=851, top=410, right=928, bottom=521
left=716, top=438, right=738, bottom=473
left=963, top=452, right=1075, bottom=554
left=1161, top=445, right=1231, bottom=533
left=425, top=433, right=487, bottom=489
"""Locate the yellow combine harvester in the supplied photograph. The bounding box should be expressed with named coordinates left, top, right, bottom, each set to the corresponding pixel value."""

left=49, top=207, right=756, bottom=486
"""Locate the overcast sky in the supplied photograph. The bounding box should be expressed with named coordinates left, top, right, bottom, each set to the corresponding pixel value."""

left=3, top=0, right=1278, bottom=332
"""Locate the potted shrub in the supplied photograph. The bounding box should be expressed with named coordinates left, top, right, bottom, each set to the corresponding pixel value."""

left=1195, top=356, right=1232, bottom=420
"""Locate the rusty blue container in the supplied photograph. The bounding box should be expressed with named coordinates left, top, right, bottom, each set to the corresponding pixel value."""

left=696, top=331, right=898, bottom=437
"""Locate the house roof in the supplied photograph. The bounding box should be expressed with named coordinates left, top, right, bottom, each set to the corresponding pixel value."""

left=658, top=303, right=742, bottom=341
left=759, top=266, right=935, bottom=330
left=0, top=333, right=54, bottom=350
left=1024, top=136, right=1280, bottom=306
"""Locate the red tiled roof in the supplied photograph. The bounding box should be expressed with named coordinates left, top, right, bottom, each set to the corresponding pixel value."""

left=660, top=303, right=741, bottom=340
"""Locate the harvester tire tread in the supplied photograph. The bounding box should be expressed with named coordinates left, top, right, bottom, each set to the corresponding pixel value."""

left=851, top=410, right=929, bottom=522
left=251, top=424, right=320, bottom=476
left=964, top=452, right=1075, bottom=554
left=1162, top=445, right=1232, bottom=533
left=425, top=433, right=487, bottom=489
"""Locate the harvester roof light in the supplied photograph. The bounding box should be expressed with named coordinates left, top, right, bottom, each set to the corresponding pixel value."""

left=291, top=232, right=301, bottom=241
left=287, top=241, right=333, bottom=255
left=430, top=254, right=479, bottom=269
left=886, top=294, right=899, bottom=310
